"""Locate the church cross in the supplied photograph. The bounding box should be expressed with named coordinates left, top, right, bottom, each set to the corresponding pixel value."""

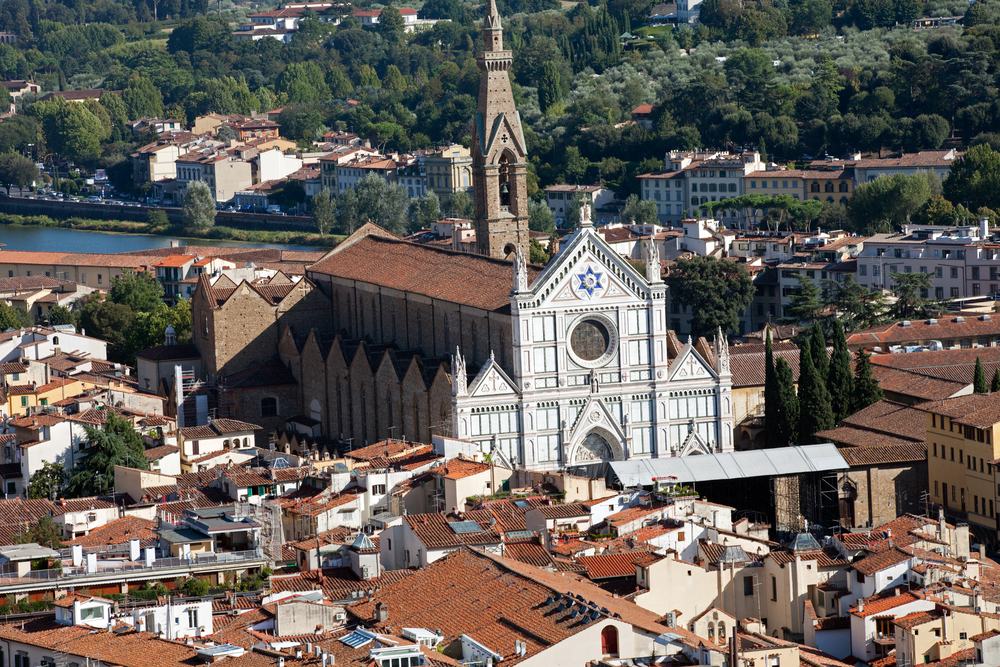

left=500, top=132, right=509, bottom=143
left=685, top=356, right=698, bottom=376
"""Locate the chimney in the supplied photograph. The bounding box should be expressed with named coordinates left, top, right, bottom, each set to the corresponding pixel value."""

left=857, top=600, right=864, bottom=613
left=374, top=602, right=388, bottom=623
left=981, top=216, right=989, bottom=240
left=939, top=507, right=947, bottom=540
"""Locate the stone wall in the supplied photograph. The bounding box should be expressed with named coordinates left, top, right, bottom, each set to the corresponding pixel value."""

left=840, top=462, right=927, bottom=529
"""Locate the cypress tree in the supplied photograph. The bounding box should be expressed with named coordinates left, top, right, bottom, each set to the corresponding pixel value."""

left=828, top=320, right=855, bottom=423
left=798, top=337, right=835, bottom=444
left=992, top=368, right=1000, bottom=393
left=810, top=322, right=829, bottom=385
left=853, top=349, right=884, bottom=412
left=974, top=356, right=988, bottom=394
left=764, top=329, right=778, bottom=448
left=773, top=357, right=799, bottom=446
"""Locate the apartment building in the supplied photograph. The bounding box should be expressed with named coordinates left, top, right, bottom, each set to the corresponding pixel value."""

left=336, top=156, right=425, bottom=197
left=854, top=149, right=959, bottom=183
left=638, top=149, right=765, bottom=225
left=424, top=143, right=472, bottom=198
left=856, top=222, right=990, bottom=299
left=317, top=145, right=380, bottom=193
left=922, top=393, right=1000, bottom=541
left=544, top=184, right=616, bottom=227
left=175, top=150, right=253, bottom=203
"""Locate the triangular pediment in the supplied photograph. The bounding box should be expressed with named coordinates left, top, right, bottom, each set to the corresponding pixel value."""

left=679, top=429, right=712, bottom=456
left=527, top=230, right=651, bottom=307
left=668, top=344, right=718, bottom=382
left=568, top=395, right=627, bottom=444
left=468, top=355, right=519, bottom=398
left=477, top=111, right=527, bottom=160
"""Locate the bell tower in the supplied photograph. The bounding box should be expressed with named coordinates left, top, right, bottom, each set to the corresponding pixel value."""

left=472, top=0, right=529, bottom=260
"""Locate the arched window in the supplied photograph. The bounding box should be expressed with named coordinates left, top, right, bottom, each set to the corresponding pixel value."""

left=708, top=623, right=715, bottom=640
left=391, top=305, right=397, bottom=341
left=243, top=437, right=249, bottom=447
left=52, top=336, right=59, bottom=345
left=261, top=397, right=277, bottom=417
left=203, top=316, right=209, bottom=337
left=718, top=622, right=726, bottom=645
left=601, top=626, right=619, bottom=656
left=827, top=196, right=834, bottom=203
left=839, top=181, right=849, bottom=192
left=417, top=311, right=423, bottom=348
left=840, top=196, right=849, bottom=205
left=310, top=399, right=321, bottom=422
left=472, top=322, right=479, bottom=361
left=413, top=396, right=421, bottom=440
left=825, top=181, right=834, bottom=193
left=371, top=300, right=378, bottom=337
left=223, top=440, right=230, bottom=448
left=810, top=182, right=820, bottom=192
left=498, top=153, right=512, bottom=207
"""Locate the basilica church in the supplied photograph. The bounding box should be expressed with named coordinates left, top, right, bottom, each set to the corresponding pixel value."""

left=203, top=0, right=734, bottom=470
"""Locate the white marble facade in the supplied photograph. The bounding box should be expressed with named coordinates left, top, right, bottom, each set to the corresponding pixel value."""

left=451, top=212, right=734, bottom=471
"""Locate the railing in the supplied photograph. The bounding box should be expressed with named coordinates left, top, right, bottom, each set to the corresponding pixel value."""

left=0, top=550, right=264, bottom=585
left=870, top=633, right=895, bottom=645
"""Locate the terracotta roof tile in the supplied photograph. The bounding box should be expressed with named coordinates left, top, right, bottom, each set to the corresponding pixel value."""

left=576, top=552, right=642, bottom=579
left=402, top=512, right=502, bottom=549
left=66, top=517, right=157, bottom=548
left=308, top=228, right=543, bottom=313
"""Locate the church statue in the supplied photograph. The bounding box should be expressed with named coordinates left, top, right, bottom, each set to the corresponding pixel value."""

left=513, top=246, right=528, bottom=292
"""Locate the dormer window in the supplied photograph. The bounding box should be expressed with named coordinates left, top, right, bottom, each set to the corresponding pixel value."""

left=80, top=606, right=104, bottom=621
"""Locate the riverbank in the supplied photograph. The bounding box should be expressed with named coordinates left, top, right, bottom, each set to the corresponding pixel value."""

left=0, top=213, right=344, bottom=248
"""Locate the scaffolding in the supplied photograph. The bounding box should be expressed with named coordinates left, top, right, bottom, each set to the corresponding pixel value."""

left=234, top=500, right=284, bottom=564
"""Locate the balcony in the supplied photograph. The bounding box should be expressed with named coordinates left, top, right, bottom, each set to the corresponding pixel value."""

left=872, top=633, right=895, bottom=646
left=0, top=549, right=265, bottom=593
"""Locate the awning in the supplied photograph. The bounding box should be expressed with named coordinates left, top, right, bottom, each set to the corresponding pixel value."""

left=609, top=443, right=848, bottom=487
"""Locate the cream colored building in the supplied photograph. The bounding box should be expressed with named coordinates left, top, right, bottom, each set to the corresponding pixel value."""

left=922, top=393, right=1000, bottom=536
left=424, top=143, right=472, bottom=198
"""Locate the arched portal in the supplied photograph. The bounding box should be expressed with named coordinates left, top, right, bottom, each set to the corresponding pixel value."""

left=573, top=431, right=614, bottom=465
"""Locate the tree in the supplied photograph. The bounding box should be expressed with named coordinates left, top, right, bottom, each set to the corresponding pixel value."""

left=310, top=187, right=336, bottom=235
left=0, top=153, right=37, bottom=194
left=77, top=296, right=134, bottom=363
left=528, top=199, right=556, bottom=233
left=943, top=144, right=1000, bottom=213
left=122, top=75, right=164, bottom=120
left=785, top=274, right=823, bottom=323
left=26, top=461, right=65, bottom=500
left=443, top=190, right=473, bottom=218
left=853, top=349, right=884, bottom=412
left=0, top=301, right=31, bottom=330
left=182, top=181, right=216, bottom=230
left=18, top=515, right=62, bottom=549
left=529, top=238, right=550, bottom=264
left=992, top=368, right=1000, bottom=393
left=975, top=356, right=989, bottom=394
left=797, top=337, right=834, bottom=444
left=538, top=62, right=562, bottom=115
left=810, top=322, right=828, bottom=385
left=377, top=4, right=406, bottom=41
left=621, top=194, right=659, bottom=226
left=46, top=305, right=74, bottom=326
left=109, top=270, right=164, bottom=314
left=889, top=271, right=934, bottom=320
left=848, top=172, right=935, bottom=232
left=350, top=172, right=410, bottom=236
left=828, top=320, right=855, bottom=423
left=412, top=190, right=440, bottom=232
left=666, top=255, right=755, bottom=339
left=772, top=357, right=799, bottom=446
left=67, top=412, right=148, bottom=497
left=382, top=64, right=407, bottom=92
left=276, top=63, right=332, bottom=105
left=764, top=330, right=778, bottom=447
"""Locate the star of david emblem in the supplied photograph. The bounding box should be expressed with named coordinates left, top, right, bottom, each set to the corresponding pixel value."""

left=577, top=267, right=603, bottom=297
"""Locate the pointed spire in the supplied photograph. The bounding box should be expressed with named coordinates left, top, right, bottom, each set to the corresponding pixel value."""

left=484, top=0, right=502, bottom=31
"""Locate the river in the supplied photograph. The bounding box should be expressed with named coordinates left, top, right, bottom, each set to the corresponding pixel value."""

left=0, top=224, right=322, bottom=253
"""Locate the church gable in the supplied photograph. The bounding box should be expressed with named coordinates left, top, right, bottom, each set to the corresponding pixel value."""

left=478, top=111, right=526, bottom=160
left=678, top=429, right=712, bottom=456
left=528, top=234, right=650, bottom=308
left=668, top=344, right=718, bottom=382
left=468, top=355, right=519, bottom=398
